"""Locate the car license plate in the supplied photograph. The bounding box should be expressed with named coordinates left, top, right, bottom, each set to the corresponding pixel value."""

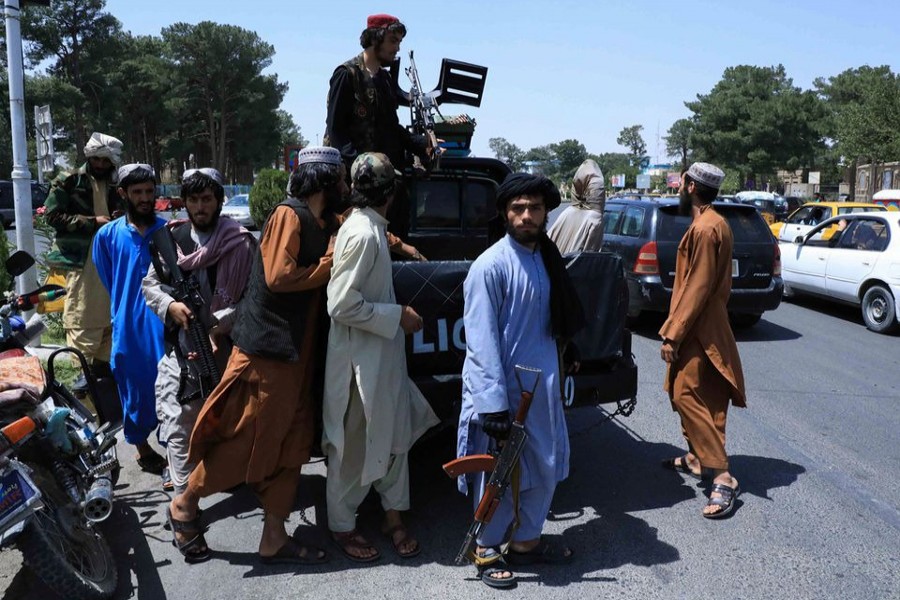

left=732, top=258, right=739, bottom=277
left=0, top=463, right=40, bottom=529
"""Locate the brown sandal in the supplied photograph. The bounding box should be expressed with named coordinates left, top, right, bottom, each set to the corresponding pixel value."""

left=331, top=530, right=381, bottom=563
left=382, top=523, right=421, bottom=558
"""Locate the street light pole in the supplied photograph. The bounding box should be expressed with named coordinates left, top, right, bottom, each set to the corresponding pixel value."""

left=4, top=0, right=39, bottom=295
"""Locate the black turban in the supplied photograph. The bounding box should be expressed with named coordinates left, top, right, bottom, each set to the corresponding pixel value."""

left=495, top=173, right=562, bottom=215
left=491, top=172, right=584, bottom=342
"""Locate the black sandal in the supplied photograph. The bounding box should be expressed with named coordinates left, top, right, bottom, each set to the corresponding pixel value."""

left=137, top=451, right=167, bottom=475
left=475, top=546, right=516, bottom=589
left=167, top=506, right=211, bottom=563
left=661, top=454, right=701, bottom=478
left=703, top=481, right=740, bottom=519
left=260, top=539, right=328, bottom=565
left=506, top=537, right=574, bottom=566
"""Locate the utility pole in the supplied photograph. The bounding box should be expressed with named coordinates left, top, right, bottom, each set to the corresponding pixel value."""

left=4, top=0, right=39, bottom=295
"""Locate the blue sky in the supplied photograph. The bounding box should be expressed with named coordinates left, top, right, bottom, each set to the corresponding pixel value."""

left=106, top=0, right=899, bottom=162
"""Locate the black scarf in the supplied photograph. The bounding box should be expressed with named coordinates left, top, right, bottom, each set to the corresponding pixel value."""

left=539, top=233, right=585, bottom=340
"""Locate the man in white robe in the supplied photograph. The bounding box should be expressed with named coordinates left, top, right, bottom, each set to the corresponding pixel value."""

left=323, top=152, right=439, bottom=562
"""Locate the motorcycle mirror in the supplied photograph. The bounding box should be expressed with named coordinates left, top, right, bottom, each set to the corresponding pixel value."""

left=4, top=251, right=35, bottom=277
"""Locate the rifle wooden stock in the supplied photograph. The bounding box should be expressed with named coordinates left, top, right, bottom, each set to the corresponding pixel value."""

left=514, top=390, right=533, bottom=425
left=442, top=454, right=496, bottom=478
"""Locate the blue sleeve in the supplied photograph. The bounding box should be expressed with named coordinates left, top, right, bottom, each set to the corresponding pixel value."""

left=462, top=259, right=509, bottom=415
left=92, top=226, right=112, bottom=293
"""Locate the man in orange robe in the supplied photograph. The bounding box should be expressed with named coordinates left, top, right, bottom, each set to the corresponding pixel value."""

left=659, top=162, right=746, bottom=519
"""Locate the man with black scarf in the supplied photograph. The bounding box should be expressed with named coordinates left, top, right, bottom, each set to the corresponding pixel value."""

left=455, top=173, right=584, bottom=589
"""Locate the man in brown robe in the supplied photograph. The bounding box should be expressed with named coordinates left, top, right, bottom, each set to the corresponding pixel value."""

left=166, top=147, right=348, bottom=564
left=659, top=162, right=746, bottom=520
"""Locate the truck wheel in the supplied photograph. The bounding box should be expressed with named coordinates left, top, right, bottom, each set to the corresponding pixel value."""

left=729, top=313, right=762, bottom=328
left=861, top=285, right=899, bottom=334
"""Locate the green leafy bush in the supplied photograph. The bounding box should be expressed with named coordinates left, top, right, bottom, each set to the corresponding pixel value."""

left=249, top=169, right=290, bottom=229
left=0, top=235, right=11, bottom=293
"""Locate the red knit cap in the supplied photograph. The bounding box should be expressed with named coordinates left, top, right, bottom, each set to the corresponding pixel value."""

left=367, top=13, right=399, bottom=29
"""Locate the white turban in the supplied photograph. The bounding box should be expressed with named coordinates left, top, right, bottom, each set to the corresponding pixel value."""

left=83, top=132, right=124, bottom=166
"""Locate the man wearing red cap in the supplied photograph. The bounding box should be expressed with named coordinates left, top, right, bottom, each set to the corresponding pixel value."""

left=324, top=13, right=430, bottom=238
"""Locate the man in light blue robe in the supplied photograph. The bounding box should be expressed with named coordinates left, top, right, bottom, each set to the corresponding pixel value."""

left=457, top=173, right=583, bottom=589
left=93, top=164, right=167, bottom=474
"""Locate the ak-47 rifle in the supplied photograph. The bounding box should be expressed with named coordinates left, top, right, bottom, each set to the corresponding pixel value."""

left=442, top=365, right=542, bottom=565
left=404, top=50, right=442, bottom=168
left=150, top=226, right=221, bottom=403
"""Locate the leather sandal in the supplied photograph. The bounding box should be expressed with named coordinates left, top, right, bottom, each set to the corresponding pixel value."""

left=382, top=523, right=421, bottom=558
left=661, top=454, right=701, bottom=478
left=475, top=546, right=516, bottom=589
left=331, top=529, right=381, bottom=563
left=703, top=481, right=740, bottom=519
left=167, top=506, right=211, bottom=563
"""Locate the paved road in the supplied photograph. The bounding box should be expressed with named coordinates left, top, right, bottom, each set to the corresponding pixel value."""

left=2, top=288, right=899, bottom=599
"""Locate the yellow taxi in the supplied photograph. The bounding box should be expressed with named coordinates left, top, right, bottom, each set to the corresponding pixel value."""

left=770, top=202, right=886, bottom=242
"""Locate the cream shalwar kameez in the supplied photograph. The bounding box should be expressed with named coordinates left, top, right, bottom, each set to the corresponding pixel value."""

left=322, top=206, right=438, bottom=532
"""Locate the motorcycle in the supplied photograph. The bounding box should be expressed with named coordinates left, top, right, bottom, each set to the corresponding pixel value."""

left=0, top=250, right=119, bottom=600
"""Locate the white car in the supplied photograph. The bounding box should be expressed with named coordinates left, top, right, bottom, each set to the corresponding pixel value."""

left=221, top=193, right=254, bottom=229
left=779, top=211, right=900, bottom=333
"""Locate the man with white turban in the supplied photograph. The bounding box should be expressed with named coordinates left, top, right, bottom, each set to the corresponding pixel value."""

left=44, top=132, right=125, bottom=423
left=547, top=159, right=607, bottom=253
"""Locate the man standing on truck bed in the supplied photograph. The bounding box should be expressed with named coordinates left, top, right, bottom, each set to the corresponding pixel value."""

left=659, top=162, right=746, bottom=519
left=457, top=173, right=584, bottom=589
left=324, top=13, right=431, bottom=237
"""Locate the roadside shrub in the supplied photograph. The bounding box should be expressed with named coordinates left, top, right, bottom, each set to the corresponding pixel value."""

left=249, top=169, right=290, bottom=229
left=0, top=235, right=11, bottom=293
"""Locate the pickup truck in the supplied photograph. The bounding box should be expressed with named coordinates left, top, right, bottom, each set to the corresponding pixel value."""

left=391, top=156, right=638, bottom=429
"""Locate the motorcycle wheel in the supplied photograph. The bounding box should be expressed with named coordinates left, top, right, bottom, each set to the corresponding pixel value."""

left=17, top=488, right=117, bottom=600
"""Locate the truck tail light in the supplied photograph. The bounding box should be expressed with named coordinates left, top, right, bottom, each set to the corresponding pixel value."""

left=773, top=241, right=782, bottom=277
left=634, top=241, right=659, bottom=275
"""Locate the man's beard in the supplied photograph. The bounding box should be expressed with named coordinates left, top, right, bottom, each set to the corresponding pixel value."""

left=189, top=207, right=220, bottom=233
left=506, top=220, right=544, bottom=245
left=323, top=184, right=345, bottom=215
left=678, top=188, right=693, bottom=216
left=88, top=164, right=115, bottom=180
left=126, top=201, right=156, bottom=227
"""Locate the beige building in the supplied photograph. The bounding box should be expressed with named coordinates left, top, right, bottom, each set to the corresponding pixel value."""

left=855, top=161, right=900, bottom=201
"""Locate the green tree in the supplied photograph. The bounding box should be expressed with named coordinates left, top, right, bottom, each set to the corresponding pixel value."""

left=272, top=110, right=306, bottom=169
left=665, top=118, right=694, bottom=171
left=550, top=139, right=587, bottom=182
left=815, top=66, right=900, bottom=197
left=488, top=137, right=525, bottom=171
left=162, top=21, right=285, bottom=175
left=593, top=152, right=637, bottom=189
left=616, top=125, right=648, bottom=168
left=522, top=144, right=557, bottom=178
left=687, top=64, right=825, bottom=187
left=21, top=0, right=125, bottom=159
left=249, top=168, right=289, bottom=228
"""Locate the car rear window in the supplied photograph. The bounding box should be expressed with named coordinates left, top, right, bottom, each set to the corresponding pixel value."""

left=657, top=205, right=772, bottom=243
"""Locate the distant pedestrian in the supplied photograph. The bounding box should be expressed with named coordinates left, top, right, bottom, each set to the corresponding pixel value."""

left=548, top=159, right=607, bottom=253
left=659, top=162, right=745, bottom=519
